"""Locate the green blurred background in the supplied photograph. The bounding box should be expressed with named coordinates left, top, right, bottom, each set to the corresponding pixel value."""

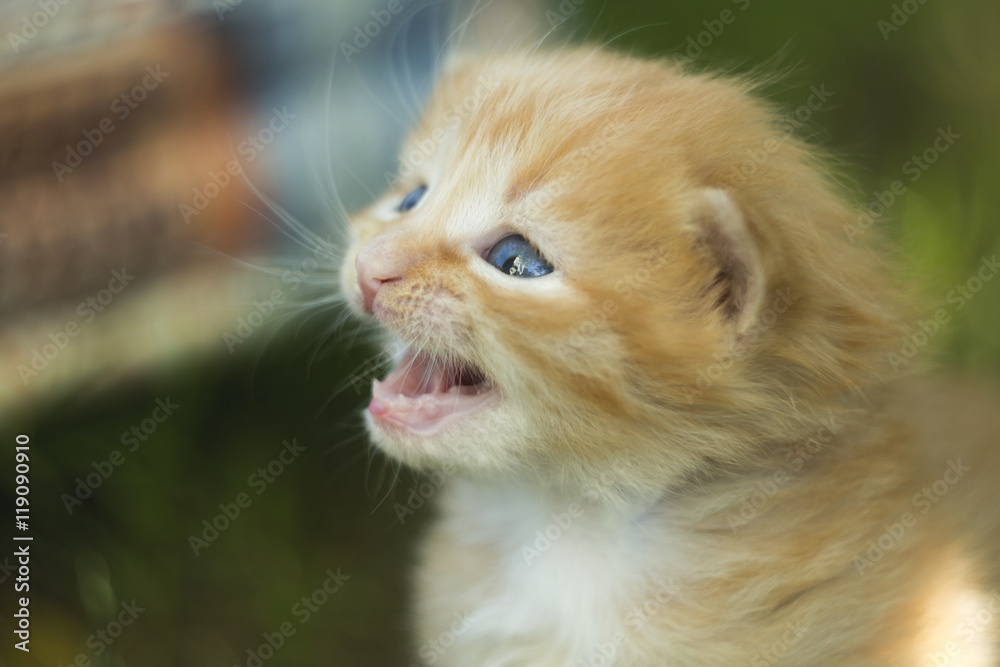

left=1, top=0, right=998, bottom=665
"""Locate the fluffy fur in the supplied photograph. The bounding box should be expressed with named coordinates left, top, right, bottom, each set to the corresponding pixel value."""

left=339, top=49, right=1000, bottom=665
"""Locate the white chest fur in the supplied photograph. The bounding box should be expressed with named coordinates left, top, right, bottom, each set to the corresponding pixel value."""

left=419, top=479, right=683, bottom=666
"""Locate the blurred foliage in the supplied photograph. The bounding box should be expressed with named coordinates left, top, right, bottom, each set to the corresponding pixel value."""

left=2, top=1, right=999, bottom=665
left=3, top=319, right=421, bottom=666
left=588, top=0, right=1000, bottom=374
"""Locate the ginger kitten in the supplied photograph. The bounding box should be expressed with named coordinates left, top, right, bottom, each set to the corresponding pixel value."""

left=339, top=49, right=1000, bottom=665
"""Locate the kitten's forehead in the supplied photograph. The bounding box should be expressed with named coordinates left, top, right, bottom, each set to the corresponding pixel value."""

left=439, top=174, right=508, bottom=242
left=413, top=59, right=646, bottom=244
left=402, top=50, right=768, bottom=271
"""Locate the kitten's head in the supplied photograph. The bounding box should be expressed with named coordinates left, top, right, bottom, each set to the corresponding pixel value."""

left=340, top=49, right=903, bottom=508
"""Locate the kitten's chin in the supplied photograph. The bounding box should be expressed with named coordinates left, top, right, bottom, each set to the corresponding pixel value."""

left=367, top=348, right=498, bottom=436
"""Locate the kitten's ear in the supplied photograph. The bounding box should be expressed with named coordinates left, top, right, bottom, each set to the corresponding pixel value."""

left=690, top=188, right=767, bottom=341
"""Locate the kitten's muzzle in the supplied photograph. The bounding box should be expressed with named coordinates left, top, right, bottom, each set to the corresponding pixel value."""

left=355, top=238, right=412, bottom=314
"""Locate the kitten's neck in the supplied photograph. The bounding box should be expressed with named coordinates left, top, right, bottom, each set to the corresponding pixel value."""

left=444, top=405, right=899, bottom=536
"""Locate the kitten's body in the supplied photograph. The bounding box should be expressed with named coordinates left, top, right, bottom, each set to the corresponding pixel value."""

left=339, top=49, right=1000, bottom=665
left=417, top=382, right=1000, bottom=665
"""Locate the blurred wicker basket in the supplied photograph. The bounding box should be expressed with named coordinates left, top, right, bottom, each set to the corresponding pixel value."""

left=0, top=2, right=273, bottom=413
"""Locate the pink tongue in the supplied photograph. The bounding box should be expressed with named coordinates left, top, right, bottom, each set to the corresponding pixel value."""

left=394, top=352, right=451, bottom=397
left=368, top=351, right=496, bottom=435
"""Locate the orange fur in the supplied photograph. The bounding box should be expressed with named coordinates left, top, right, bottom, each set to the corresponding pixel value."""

left=340, top=49, right=1000, bottom=665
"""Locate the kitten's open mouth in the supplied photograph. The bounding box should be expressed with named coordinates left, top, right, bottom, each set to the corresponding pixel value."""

left=368, top=348, right=497, bottom=435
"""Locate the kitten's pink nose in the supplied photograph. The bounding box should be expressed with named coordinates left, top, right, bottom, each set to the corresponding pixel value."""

left=355, top=241, right=409, bottom=314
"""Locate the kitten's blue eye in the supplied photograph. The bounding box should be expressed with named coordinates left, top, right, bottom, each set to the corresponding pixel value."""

left=484, top=234, right=554, bottom=278
left=398, top=185, right=427, bottom=213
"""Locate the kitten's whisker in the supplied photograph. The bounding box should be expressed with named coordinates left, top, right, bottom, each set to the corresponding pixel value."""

left=319, top=353, right=394, bottom=414
left=434, top=0, right=489, bottom=74
left=303, top=156, right=349, bottom=233
left=340, top=163, right=384, bottom=213
left=329, top=445, right=369, bottom=478
left=240, top=200, right=337, bottom=261
left=321, top=50, right=350, bottom=231
left=307, top=311, right=356, bottom=376
left=350, top=47, right=413, bottom=131
left=583, top=1, right=610, bottom=44
left=370, top=455, right=405, bottom=515
left=385, top=3, right=441, bottom=127
left=240, top=169, right=340, bottom=259
left=594, top=22, right=671, bottom=55
left=326, top=439, right=371, bottom=483
left=528, top=9, right=574, bottom=61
